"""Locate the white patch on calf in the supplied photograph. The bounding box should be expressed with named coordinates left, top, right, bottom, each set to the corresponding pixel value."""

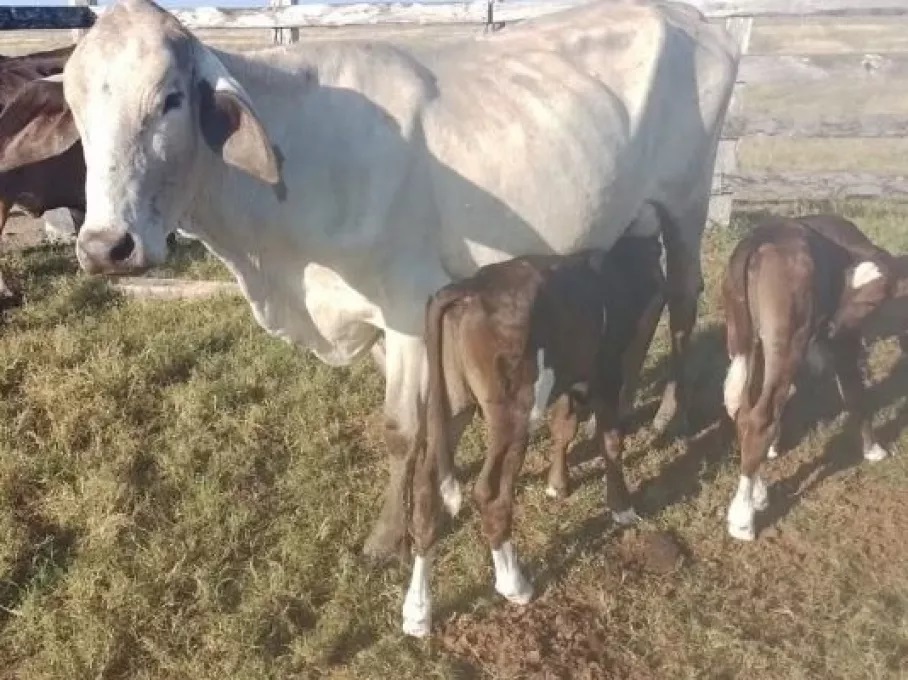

left=863, top=442, right=889, bottom=463
left=751, top=475, right=769, bottom=512
left=439, top=475, right=463, bottom=517
left=611, top=507, right=640, bottom=525
left=851, top=261, right=883, bottom=289
left=723, top=355, right=747, bottom=418
left=529, top=349, right=555, bottom=426
left=727, top=475, right=757, bottom=541
left=491, top=541, right=533, bottom=605
left=402, top=554, right=432, bottom=637
left=805, top=340, right=828, bottom=375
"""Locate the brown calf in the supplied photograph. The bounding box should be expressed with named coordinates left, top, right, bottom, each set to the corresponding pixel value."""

left=722, top=214, right=908, bottom=541
left=0, top=77, right=85, bottom=231
left=403, top=235, right=665, bottom=637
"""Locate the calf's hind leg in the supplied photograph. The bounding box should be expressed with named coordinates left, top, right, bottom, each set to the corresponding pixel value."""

left=475, top=402, right=533, bottom=605
left=546, top=394, right=581, bottom=500
left=831, top=332, right=888, bottom=462
left=728, top=373, right=793, bottom=541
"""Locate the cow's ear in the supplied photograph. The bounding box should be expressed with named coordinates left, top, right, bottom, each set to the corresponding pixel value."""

left=197, top=77, right=280, bottom=186
left=0, top=79, right=79, bottom=172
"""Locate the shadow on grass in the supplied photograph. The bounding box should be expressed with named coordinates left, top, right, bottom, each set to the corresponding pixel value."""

left=436, top=319, right=908, bottom=617
left=762, top=350, right=908, bottom=532
left=0, top=501, right=77, bottom=631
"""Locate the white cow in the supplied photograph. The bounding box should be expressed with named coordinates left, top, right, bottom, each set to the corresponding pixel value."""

left=9, top=0, right=738, bottom=601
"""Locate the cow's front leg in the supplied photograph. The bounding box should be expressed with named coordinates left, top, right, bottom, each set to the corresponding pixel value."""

left=363, top=330, right=428, bottom=564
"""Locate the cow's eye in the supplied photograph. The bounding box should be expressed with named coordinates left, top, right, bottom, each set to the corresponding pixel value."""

left=163, top=91, right=184, bottom=114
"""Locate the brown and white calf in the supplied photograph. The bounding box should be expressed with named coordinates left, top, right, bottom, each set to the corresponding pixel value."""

left=722, top=214, right=908, bottom=541
left=403, top=235, right=665, bottom=637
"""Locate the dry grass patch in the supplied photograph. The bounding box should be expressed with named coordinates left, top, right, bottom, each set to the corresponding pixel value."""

left=0, top=200, right=903, bottom=678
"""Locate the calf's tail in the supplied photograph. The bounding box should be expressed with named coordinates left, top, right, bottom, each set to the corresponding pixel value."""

left=723, top=242, right=756, bottom=419
left=424, top=286, right=463, bottom=517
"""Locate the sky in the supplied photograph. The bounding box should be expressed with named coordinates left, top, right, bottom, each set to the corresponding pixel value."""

left=0, top=0, right=451, bottom=6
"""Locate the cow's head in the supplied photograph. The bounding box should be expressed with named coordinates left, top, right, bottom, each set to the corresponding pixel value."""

left=0, top=76, right=81, bottom=229
left=59, top=0, right=280, bottom=274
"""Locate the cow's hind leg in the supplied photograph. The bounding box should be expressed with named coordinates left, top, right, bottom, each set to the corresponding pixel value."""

left=653, top=203, right=706, bottom=436
left=831, top=332, right=888, bottom=462
left=618, top=260, right=667, bottom=423
left=475, top=401, right=533, bottom=605
left=594, top=384, right=638, bottom=525
left=364, top=331, right=427, bottom=564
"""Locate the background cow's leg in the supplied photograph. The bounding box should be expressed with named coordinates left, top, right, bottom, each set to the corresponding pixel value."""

left=653, top=202, right=707, bottom=436
left=831, top=332, right=888, bottom=462
left=475, top=402, right=533, bottom=605
left=594, top=388, right=637, bottom=525
left=618, top=284, right=666, bottom=422
left=363, top=331, right=427, bottom=564
left=546, top=394, right=579, bottom=500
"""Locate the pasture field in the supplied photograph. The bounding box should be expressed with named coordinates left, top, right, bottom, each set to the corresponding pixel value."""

left=0, top=13, right=907, bottom=679
left=0, top=199, right=904, bottom=679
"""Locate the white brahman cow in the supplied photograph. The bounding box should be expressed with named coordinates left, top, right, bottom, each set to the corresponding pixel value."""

left=6, top=0, right=738, bottom=575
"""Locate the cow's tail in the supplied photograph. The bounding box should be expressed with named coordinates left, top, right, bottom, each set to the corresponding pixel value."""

left=723, top=241, right=757, bottom=419
left=424, top=286, right=464, bottom=518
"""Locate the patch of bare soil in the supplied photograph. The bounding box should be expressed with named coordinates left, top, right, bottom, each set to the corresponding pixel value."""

left=439, top=530, right=685, bottom=679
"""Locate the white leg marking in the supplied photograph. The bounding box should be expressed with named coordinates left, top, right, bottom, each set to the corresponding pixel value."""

left=529, top=349, right=555, bottom=426
left=751, top=475, right=769, bottom=512
left=851, top=261, right=883, bottom=288
left=864, top=442, right=889, bottom=463
left=806, top=341, right=828, bottom=375
left=545, top=485, right=560, bottom=499
left=439, top=475, right=463, bottom=517
left=724, top=355, right=747, bottom=418
left=611, top=507, right=640, bottom=526
left=767, top=443, right=779, bottom=460
left=727, top=475, right=756, bottom=541
left=402, top=554, right=432, bottom=638
left=491, top=541, right=533, bottom=605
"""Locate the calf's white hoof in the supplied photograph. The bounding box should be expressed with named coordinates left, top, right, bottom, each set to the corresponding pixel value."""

left=767, top=444, right=779, bottom=460
left=439, top=476, right=463, bottom=517
left=496, top=573, right=533, bottom=605
left=863, top=443, right=889, bottom=463
left=751, top=477, right=769, bottom=513
left=402, top=607, right=431, bottom=638
left=611, top=507, right=640, bottom=526
left=728, top=522, right=756, bottom=541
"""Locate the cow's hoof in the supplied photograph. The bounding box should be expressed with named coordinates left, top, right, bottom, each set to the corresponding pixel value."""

left=864, top=443, right=889, bottom=463
left=439, top=476, right=463, bottom=517
left=611, top=507, right=640, bottom=526
left=728, top=522, right=756, bottom=541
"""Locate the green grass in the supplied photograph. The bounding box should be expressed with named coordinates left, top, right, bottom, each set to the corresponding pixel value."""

left=0, top=201, right=905, bottom=678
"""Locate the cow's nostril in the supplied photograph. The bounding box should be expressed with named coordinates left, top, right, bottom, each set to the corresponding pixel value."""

left=109, top=232, right=135, bottom=263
